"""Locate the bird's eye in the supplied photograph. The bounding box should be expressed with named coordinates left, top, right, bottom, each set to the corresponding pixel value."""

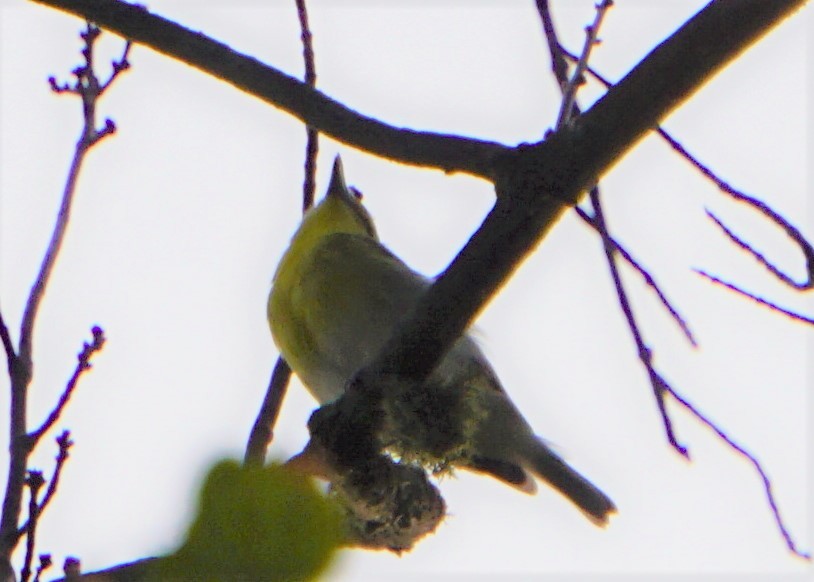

left=350, top=186, right=364, bottom=201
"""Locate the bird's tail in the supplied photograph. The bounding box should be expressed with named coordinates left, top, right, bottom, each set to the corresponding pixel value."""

left=523, top=439, right=616, bottom=526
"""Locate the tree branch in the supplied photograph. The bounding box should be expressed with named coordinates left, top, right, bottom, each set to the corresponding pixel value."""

left=0, top=24, right=124, bottom=570
left=308, top=0, right=805, bottom=467
left=295, top=0, right=319, bottom=212
left=244, top=0, right=320, bottom=468
left=244, top=358, right=292, bottom=467
left=30, top=329, right=105, bottom=446
left=30, top=0, right=505, bottom=178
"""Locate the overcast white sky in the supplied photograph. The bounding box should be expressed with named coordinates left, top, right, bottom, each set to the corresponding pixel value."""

left=0, top=1, right=811, bottom=579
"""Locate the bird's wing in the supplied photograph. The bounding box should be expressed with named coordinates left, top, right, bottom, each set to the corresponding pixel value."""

left=290, top=233, right=430, bottom=396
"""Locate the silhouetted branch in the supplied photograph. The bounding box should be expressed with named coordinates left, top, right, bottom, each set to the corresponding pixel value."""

left=556, top=19, right=810, bottom=557
left=32, top=553, right=52, bottom=582
left=20, top=471, right=44, bottom=582
left=0, top=309, right=14, bottom=371
left=588, top=189, right=689, bottom=456
left=244, top=0, right=321, bottom=467
left=0, top=23, right=124, bottom=570
left=563, top=44, right=814, bottom=295
left=244, top=358, right=292, bottom=467
left=556, top=0, right=613, bottom=128
left=32, top=0, right=505, bottom=178
left=30, top=330, right=105, bottom=446
left=694, top=271, right=814, bottom=325
left=540, top=0, right=694, bottom=447
left=296, top=0, right=319, bottom=211
left=574, top=207, right=697, bottom=345
left=666, top=386, right=811, bottom=560
left=18, top=431, right=74, bottom=539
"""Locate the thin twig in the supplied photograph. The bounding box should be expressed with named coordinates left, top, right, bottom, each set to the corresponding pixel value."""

left=665, top=384, right=811, bottom=560
left=32, top=554, right=52, bottom=582
left=574, top=206, right=697, bottom=346
left=589, top=189, right=689, bottom=456
left=556, top=0, right=613, bottom=128
left=17, top=432, right=74, bottom=538
left=704, top=202, right=812, bottom=290
left=539, top=2, right=693, bottom=441
left=30, top=328, right=105, bottom=445
left=20, top=24, right=122, bottom=361
left=244, top=358, right=293, bottom=467
left=535, top=0, right=570, bottom=90
left=243, top=0, right=319, bottom=467
left=540, top=0, right=696, bottom=346
left=559, top=34, right=810, bottom=558
left=669, top=137, right=813, bottom=290
left=561, top=45, right=814, bottom=293
left=295, top=0, right=319, bottom=212
left=20, top=471, right=44, bottom=582
left=0, top=24, right=126, bottom=564
left=0, top=308, right=15, bottom=372
left=695, top=270, right=814, bottom=325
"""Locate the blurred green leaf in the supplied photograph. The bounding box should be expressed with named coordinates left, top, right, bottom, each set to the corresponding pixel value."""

left=159, top=460, right=343, bottom=581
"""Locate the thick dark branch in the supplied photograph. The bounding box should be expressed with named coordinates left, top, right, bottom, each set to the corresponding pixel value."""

left=30, top=0, right=505, bottom=178
left=305, top=0, right=806, bottom=468
left=372, top=0, right=804, bottom=388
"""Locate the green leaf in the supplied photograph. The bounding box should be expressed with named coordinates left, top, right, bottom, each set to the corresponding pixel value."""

left=160, top=460, right=343, bottom=581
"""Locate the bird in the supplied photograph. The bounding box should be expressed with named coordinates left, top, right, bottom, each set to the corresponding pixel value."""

left=268, top=156, right=615, bottom=526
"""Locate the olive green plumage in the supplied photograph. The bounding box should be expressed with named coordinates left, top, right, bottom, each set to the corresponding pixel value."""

left=268, top=157, right=615, bottom=526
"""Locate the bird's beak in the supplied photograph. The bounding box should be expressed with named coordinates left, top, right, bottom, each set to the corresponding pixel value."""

left=327, top=155, right=349, bottom=199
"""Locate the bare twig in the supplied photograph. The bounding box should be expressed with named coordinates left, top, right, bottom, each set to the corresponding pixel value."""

left=0, top=308, right=15, bottom=370
left=295, top=0, right=319, bottom=211
left=18, top=432, right=74, bottom=538
left=588, top=189, right=689, bottom=456
left=244, top=358, right=293, bottom=467
left=704, top=205, right=812, bottom=290
left=561, top=45, right=814, bottom=295
left=665, top=385, right=811, bottom=560
left=665, top=134, right=813, bottom=291
left=535, top=0, right=570, bottom=91
left=557, top=25, right=809, bottom=558
left=20, top=471, right=44, bottom=582
left=556, top=0, right=613, bottom=128
left=540, top=2, right=696, bottom=437
left=30, top=328, right=104, bottom=445
left=33, top=554, right=52, bottom=582
left=542, top=2, right=696, bottom=346
left=244, top=0, right=319, bottom=467
left=574, top=206, right=697, bottom=345
left=695, top=270, right=814, bottom=325
left=0, top=24, right=125, bottom=567
left=19, top=24, right=122, bottom=361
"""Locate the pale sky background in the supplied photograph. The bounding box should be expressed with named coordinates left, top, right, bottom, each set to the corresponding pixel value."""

left=0, top=1, right=810, bottom=580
